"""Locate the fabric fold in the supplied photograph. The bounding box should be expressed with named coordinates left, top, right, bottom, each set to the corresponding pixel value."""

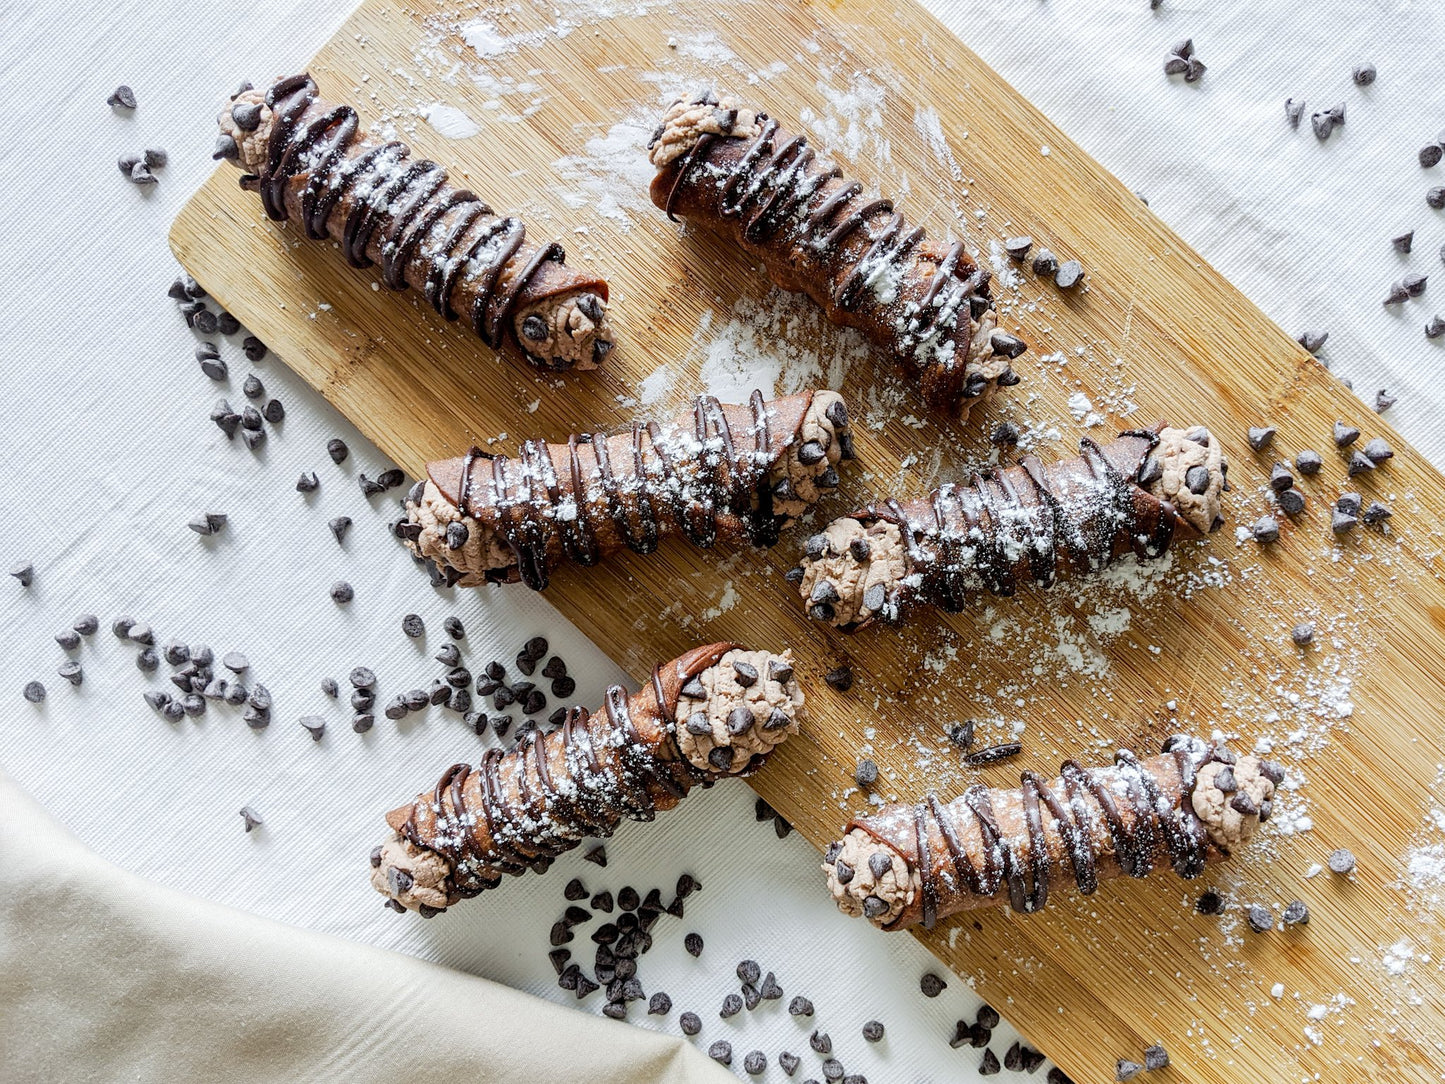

left=0, top=768, right=729, bottom=1084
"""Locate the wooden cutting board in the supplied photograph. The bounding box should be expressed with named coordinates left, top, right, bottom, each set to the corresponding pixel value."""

left=169, top=0, right=1445, bottom=1079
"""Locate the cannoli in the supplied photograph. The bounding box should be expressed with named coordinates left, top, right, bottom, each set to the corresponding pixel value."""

left=826, top=736, right=1281, bottom=929
left=791, top=424, right=1227, bottom=630
left=215, top=74, right=612, bottom=370
left=371, top=643, right=804, bottom=914
left=397, top=389, right=853, bottom=590
left=648, top=94, right=1024, bottom=415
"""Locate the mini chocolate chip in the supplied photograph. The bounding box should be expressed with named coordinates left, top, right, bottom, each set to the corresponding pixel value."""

left=854, top=758, right=879, bottom=787
left=707, top=1040, right=732, bottom=1065
left=1285, top=98, right=1306, bottom=129
left=1328, top=848, right=1356, bottom=874
left=779, top=1051, right=800, bottom=1075
left=1290, top=622, right=1315, bottom=646
left=980, top=1049, right=1002, bottom=1076
left=1363, top=500, right=1393, bottom=526
left=1393, top=230, right=1415, bottom=254
left=1055, top=260, right=1084, bottom=289
left=23, top=680, right=46, bottom=703
left=825, top=665, right=853, bottom=692
left=1268, top=462, right=1294, bottom=493
left=1352, top=62, right=1376, bottom=85
left=1427, top=316, right=1445, bottom=340
left=1383, top=281, right=1410, bottom=305
left=789, top=995, right=814, bottom=1016
left=1362, top=437, right=1393, bottom=462
left=1282, top=899, right=1310, bottom=926
left=1246, top=426, right=1276, bottom=451
left=326, top=438, right=349, bottom=464
left=920, top=972, right=947, bottom=997
left=1116, top=1060, right=1143, bottom=1082
left=810, top=1029, right=832, bottom=1055
left=966, top=742, right=1023, bottom=766
left=1195, top=889, right=1224, bottom=914
left=1031, top=249, right=1059, bottom=275
left=330, top=581, right=354, bottom=603
left=583, top=844, right=607, bottom=866
left=759, top=972, right=782, bottom=1000
left=1143, top=1045, right=1169, bottom=1071
left=444, top=616, right=465, bottom=639
left=1252, top=516, right=1280, bottom=544
left=1276, top=488, right=1306, bottom=516
left=1247, top=904, right=1273, bottom=933
left=720, top=993, right=743, bottom=1018
left=862, top=1020, right=885, bottom=1042
left=1405, top=273, right=1429, bottom=297
left=239, top=806, right=263, bottom=832
left=1004, top=236, right=1033, bottom=260
left=679, top=1011, right=702, bottom=1036
left=1421, top=143, right=1444, bottom=169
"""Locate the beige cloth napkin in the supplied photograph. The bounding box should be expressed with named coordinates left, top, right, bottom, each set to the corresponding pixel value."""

left=0, top=769, right=730, bottom=1084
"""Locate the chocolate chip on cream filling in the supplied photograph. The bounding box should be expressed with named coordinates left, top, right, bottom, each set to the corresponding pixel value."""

left=1143, top=426, right=1227, bottom=534
left=797, top=519, right=909, bottom=628
left=647, top=95, right=763, bottom=169
left=674, top=649, right=803, bottom=773
left=368, top=834, right=454, bottom=912
left=824, top=829, right=917, bottom=926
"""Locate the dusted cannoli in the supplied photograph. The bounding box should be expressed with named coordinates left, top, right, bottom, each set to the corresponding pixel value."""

left=216, top=74, right=612, bottom=370
left=791, top=425, right=1226, bottom=630
left=826, top=736, right=1280, bottom=929
left=398, top=390, right=854, bottom=590
left=648, top=94, right=1024, bottom=415
left=372, top=643, right=804, bottom=913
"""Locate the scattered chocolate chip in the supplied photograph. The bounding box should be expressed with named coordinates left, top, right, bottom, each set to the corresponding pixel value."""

left=1362, top=437, right=1393, bottom=463
left=1295, top=329, right=1329, bottom=354
left=854, top=758, right=879, bottom=787
left=1421, top=143, right=1444, bottom=169
left=679, top=1011, right=702, bottom=1036
left=1247, top=904, right=1274, bottom=933
left=1383, top=281, right=1410, bottom=305
left=1276, top=488, right=1306, bottom=516
left=707, top=1040, right=732, bottom=1065
left=330, top=581, right=354, bottom=603
left=1246, top=426, right=1276, bottom=451
left=54, top=629, right=81, bottom=651
left=1268, top=462, right=1295, bottom=492
left=326, top=438, right=349, bottom=464
left=1116, top=1060, right=1143, bottom=1082
left=299, top=715, right=326, bottom=741
left=1393, top=230, right=1415, bottom=254
left=239, top=806, right=263, bottom=832
left=1055, top=260, right=1085, bottom=289
left=648, top=991, right=672, bottom=1016
left=583, top=844, right=607, bottom=866
left=23, top=680, right=46, bottom=703
left=56, top=661, right=83, bottom=686
left=242, top=336, right=268, bottom=362
left=743, top=1051, right=766, bottom=1076
left=1032, top=249, right=1059, bottom=276
left=788, top=994, right=814, bottom=1016
left=1251, top=516, right=1280, bottom=544
left=980, top=1049, right=1002, bottom=1076
left=862, top=1020, right=885, bottom=1042
left=810, top=1029, right=832, bottom=1054
left=1005, top=236, right=1033, bottom=260
left=1352, top=62, right=1377, bottom=86
left=1427, top=316, right=1445, bottom=340
left=1143, top=1045, right=1169, bottom=1071
left=920, top=972, right=947, bottom=997
left=108, top=84, right=137, bottom=109
left=1195, top=889, right=1224, bottom=915
left=1285, top=98, right=1306, bottom=130
left=1328, top=848, right=1356, bottom=874
left=966, top=742, right=1023, bottom=766
left=825, top=665, right=853, bottom=692
left=779, top=1051, right=800, bottom=1076
left=1282, top=899, right=1310, bottom=926
left=1362, top=500, right=1392, bottom=526
left=1346, top=451, right=1375, bottom=477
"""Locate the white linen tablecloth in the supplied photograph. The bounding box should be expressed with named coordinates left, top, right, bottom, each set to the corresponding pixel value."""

left=3, top=0, right=1443, bottom=1080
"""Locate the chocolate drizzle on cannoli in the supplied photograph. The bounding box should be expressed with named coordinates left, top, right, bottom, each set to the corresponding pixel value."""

left=651, top=95, right=1019, bottom=414
left=795, top=425, right=1227, bottom=631
left=829, top=737, right=1278, bottom=930
left=221, top=74, right=610, bottom=370
left=405, top=390, right=853, bottom=591
left=375, top=645, right=804, bottom=912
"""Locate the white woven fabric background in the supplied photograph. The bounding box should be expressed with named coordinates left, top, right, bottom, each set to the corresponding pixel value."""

left=2, top=0, right=1443, bottom=1081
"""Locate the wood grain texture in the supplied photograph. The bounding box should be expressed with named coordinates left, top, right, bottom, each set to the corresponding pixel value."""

left=170, top=1, right=1445, bottom=1080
